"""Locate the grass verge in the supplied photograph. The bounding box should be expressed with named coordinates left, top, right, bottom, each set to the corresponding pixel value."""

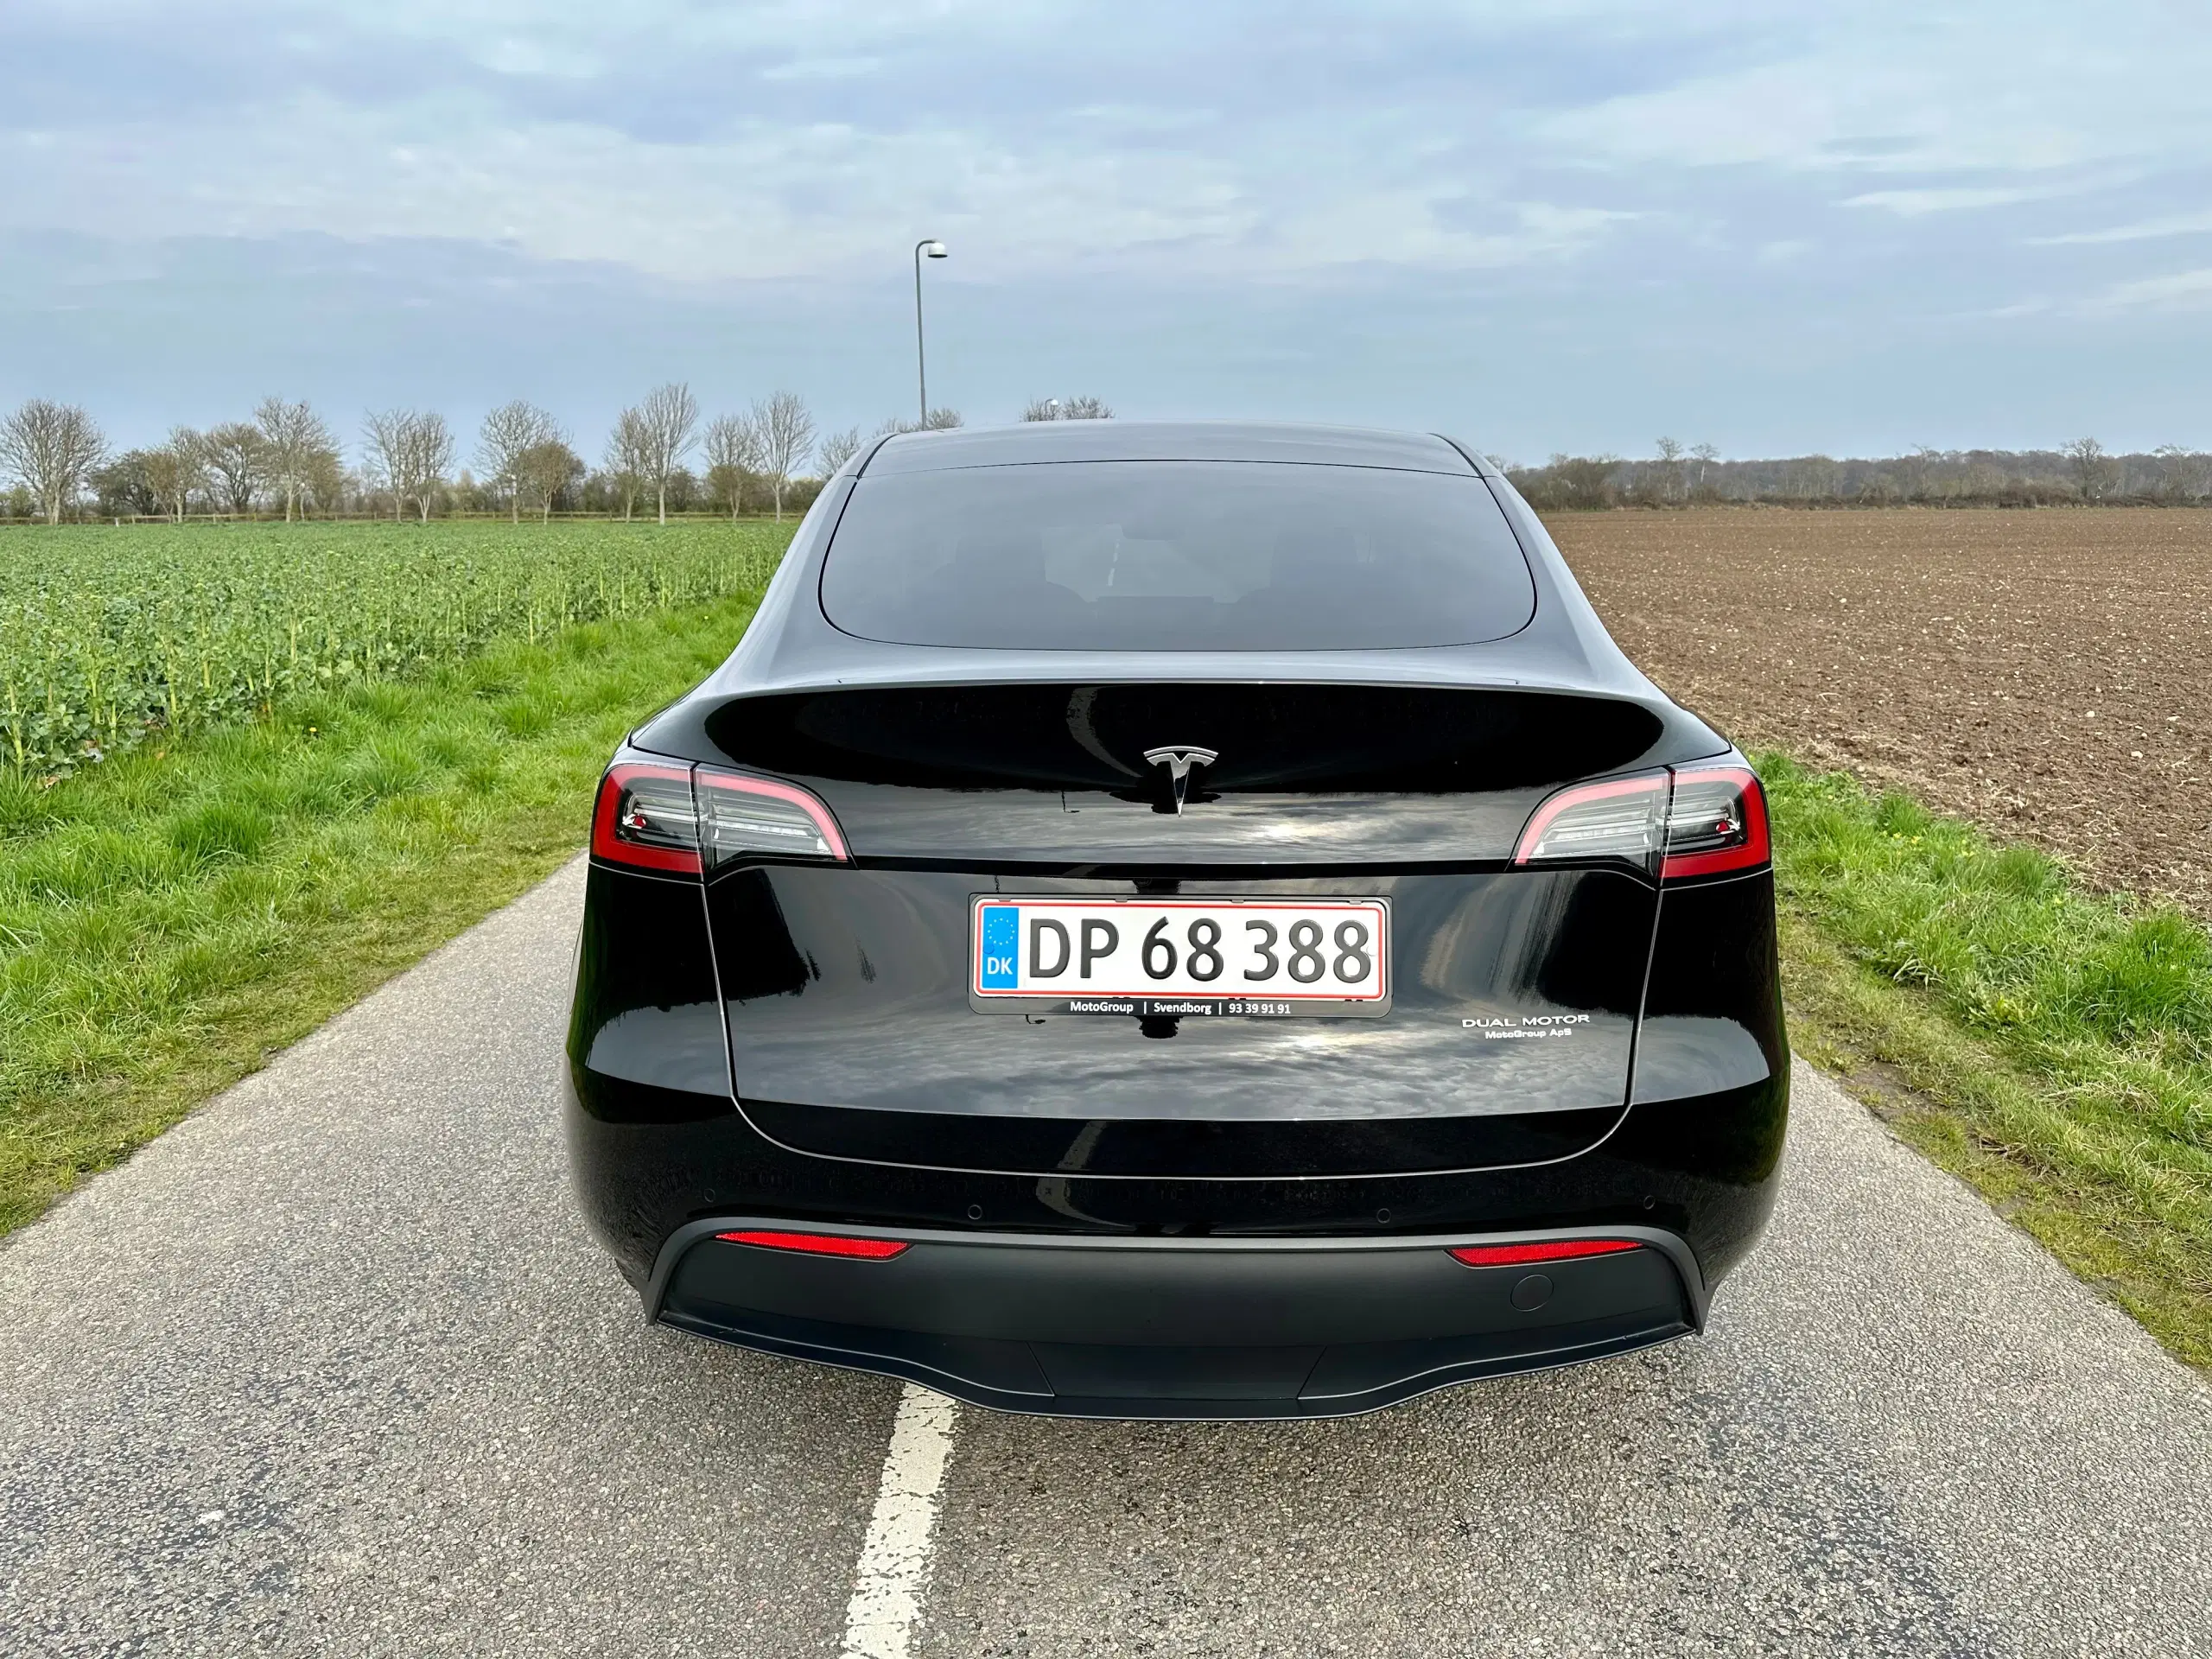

left=1760, top=753, right=2212, bottom=1371
left=0, top=591, right=762, bottom=1235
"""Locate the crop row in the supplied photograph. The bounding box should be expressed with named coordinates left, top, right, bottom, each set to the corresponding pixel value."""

left=0, top=521, right=790, bottom=777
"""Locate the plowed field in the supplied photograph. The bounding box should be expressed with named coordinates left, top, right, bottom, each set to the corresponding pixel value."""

left=1549, top=507, right=2212, bottom=916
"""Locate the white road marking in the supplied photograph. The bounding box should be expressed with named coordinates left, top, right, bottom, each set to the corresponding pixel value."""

left=839, top=1382, right=960, bottom=1659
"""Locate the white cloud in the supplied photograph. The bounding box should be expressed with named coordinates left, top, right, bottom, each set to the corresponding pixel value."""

left=2085, top=267, right=2212, bottom=312
left=2031, top=209, right=2212, bottom=245
left=0, top=71, right=1639, bottom=284
left=1842, top=187, right=2059, bottom=218
left=1537, top=4, right=2212, bottom=177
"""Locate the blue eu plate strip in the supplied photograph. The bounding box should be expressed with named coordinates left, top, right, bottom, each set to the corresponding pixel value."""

left=978, top=905, right=1020, bottom=989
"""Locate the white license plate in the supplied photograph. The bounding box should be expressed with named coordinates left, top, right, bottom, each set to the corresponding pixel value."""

left=970, top=896, right=1390, bottom=1018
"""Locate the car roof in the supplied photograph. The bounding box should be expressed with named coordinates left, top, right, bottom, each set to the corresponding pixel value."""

left=859, top=420, right=1485, bottom=477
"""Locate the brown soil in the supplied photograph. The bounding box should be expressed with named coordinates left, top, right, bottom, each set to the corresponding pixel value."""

left=1548, top=507, right=2212, bottom=916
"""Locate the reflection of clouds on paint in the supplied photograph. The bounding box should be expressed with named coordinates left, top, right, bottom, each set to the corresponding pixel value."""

left=586, top=1002, right=728, bottom=1093
left=1630, top=1015, right=1772, bottom=1103
left=734, top=999, right=1635, bottom=1121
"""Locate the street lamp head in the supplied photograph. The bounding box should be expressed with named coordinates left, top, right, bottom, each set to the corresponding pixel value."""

left=921, top=240, right=948, bottom=259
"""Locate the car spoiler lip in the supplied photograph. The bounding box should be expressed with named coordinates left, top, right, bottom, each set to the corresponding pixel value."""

left=631, top=676, right=1734, bottom=778
left=641, top=1217, right=1710, bottom=1332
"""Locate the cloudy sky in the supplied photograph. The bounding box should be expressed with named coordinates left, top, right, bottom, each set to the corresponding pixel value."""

left=4, top=0, right=2209, bottom=460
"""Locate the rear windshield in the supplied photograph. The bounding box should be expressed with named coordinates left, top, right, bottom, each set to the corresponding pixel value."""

left=817, top=461, right=1536, bottom=650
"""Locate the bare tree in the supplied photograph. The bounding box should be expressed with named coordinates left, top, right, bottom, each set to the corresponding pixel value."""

left=204, top=423, right=264, bottom=514
left=2063, top=436, right=2117, bottom=503
left=703, top=412, right=761, bottom=518
left=303, top=444, right=348, bottom=517
left=255, top=397, right=338, bottom=521
left=603, top=406, right=652, bottom=521
left=362, top=410, right=411, bottom=522
left=91, top=451, right=159, bottom=518
left=753, top=391, right=816, bottom=520
left=2152, top=444, right=2211, bottom=505
left=1897, top=444, right=1941, bottom=504
left=634, top=383, right=701, bottom=524
left=1688, top=442, right=1720, bottom=499
left=518, top=434, right=582, bottom=522
left=405, top=412, right=454, bottom=522
left=1653, top=436, right=1686, bottom=505
left=816, top=426, right=864, bottom=478
left=1021, top=396, right=1112, bottom=422
left=362, top=409, right=455, bottom=523
left=144, top=426, right=208, bottom=523
left=477, top=401, right=555, bottom=524
left=877, top=408, right=963, bottom=436
left=0, top=399, right=105, bottom=524
left=1785, top=454, right=1843, bottom=500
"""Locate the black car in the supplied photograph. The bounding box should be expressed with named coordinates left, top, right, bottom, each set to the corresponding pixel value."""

left=566, top=420, right=1785, bottom=1419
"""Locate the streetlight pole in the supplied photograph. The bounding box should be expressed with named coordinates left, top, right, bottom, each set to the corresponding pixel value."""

left=913, top=238, right=947, bottom=429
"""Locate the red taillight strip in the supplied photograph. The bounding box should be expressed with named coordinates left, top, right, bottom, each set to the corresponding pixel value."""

left=1661, top=763, right=1770, bottom=880
left=715, top=1230, right=908, bottom=1260
left=1448, top=1238, right=1641, bottom=1268
left=590, top=761, right=700, bottom=874
left=695, top=767, right=850, bottom=861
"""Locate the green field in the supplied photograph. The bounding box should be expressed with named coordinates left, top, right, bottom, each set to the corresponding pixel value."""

left=1758, top=757, right=2212, bottom=1370
left=0, top=520, right=785, bottom=779
left=0, top=520, right=791, bottom=1230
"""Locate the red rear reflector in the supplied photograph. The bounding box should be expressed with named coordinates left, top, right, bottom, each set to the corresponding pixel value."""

left=1448, top=1238, right=1641, bottom=1268
left=715, top=1230, right=908, bottom=1260
left=1661, top=764, right=1770, bottom=880
left=591, top=761, right=701, bottom=874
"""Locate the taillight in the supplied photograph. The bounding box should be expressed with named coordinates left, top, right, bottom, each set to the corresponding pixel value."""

left=1512, top=763, right=1771, bottom=880
left=1449, top=1238, right=1641, bottom=1268
left=1512, top=772, right=1669, bottom=869
left=591, top=762, right=701, bottom=874
left=589, top=761, right=849, bottom=875
left=1661, top=764, right=1769, bottom=879
left=715, top=1229, right=908, bottom=1260
left=696, top=766, right=849, bottom=868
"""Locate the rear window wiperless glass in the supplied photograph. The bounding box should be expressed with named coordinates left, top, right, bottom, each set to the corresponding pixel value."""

left=818, top=461, right=1536, bottom=650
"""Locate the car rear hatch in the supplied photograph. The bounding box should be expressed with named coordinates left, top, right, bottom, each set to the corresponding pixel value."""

left=637, top=680, right=1700, bottom=1178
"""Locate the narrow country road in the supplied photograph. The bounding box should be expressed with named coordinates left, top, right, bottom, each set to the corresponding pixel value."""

left=3, top=861, right=2208, bottom=1657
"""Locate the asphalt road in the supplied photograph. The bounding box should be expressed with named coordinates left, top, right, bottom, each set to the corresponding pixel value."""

left=3, top=860, right=2209, bottom=1657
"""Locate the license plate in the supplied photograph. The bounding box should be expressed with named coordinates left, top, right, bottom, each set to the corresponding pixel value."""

left=969, top=896, right=1390, bottom=1018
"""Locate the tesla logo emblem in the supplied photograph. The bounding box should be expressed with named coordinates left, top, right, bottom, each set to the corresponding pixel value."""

left=1142, top=746, right=1217, bottom=815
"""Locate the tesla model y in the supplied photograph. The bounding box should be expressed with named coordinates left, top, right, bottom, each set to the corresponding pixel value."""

left=566, top=421, right=1786, bottom=1419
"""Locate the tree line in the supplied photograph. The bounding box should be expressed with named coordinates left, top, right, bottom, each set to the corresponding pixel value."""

left=1506, top=436, right=2212, bottom=511
left=0, top=388, right=1115, bottom=526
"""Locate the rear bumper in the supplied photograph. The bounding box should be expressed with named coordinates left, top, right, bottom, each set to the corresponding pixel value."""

left=648, top=1219, right=1703, bottom=1420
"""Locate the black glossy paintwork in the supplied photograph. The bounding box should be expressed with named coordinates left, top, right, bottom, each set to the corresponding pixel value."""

left=564, top=1066, right=1784, bottom=1293
left=738, top=1099, right=1622, bottom=1177
left=1633, top=870, right=1788, bottom=1104
left=702, top=864, right=1656, bottom=1151
left=701, top=681, right=1662, bottom=797
left=568, top=863, right=731, bottom=1103
left=673, top=682, right=1671, bottom=862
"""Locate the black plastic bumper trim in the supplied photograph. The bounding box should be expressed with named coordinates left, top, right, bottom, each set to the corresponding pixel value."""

left=644, top=1217, right=1706, bottom=1421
